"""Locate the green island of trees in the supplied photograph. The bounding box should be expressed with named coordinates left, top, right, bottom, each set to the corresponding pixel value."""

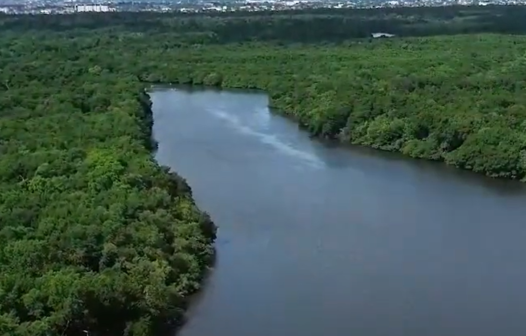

left=2, top=5, right=526, bottom=336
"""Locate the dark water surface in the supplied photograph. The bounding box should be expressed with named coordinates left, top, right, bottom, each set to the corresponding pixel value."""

left=151, top=87, right=526, bottom=336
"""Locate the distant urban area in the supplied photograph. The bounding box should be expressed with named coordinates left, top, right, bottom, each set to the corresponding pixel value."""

left=0, top=0, right=523, bottom=15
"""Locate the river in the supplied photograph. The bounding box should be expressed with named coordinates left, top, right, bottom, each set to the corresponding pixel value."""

left=151, top=86, right=526, bottom=336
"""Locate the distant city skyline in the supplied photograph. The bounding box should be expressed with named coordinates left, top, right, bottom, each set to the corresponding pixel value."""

left=0, top=0, right=521, bottom=15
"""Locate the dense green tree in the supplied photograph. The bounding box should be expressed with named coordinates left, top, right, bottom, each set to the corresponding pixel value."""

left=2, top=6, right=526, bottom=336
left=0, top=24, right=217, bottom=336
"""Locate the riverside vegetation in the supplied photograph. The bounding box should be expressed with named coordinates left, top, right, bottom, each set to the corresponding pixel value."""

left=2, top=5, right=526, bottom=336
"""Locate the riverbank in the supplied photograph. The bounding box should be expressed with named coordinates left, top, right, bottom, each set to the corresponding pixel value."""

left=142, top=52, right=526, bottom=183
left=132, top=34, right=526, bottom=182
left=149, top=87, right=526, bottom=336
left=147, top=32, right=526, bottom=181
left=0, top=40, right=216, bottom=335
left=139, top=89, right=218, bottom=331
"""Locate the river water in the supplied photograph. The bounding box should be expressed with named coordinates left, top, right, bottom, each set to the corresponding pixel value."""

left=151, top=87, right=526, bottom=336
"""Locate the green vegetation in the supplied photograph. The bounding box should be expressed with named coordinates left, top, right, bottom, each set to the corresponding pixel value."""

left=0, top=20, right=216, bottom=336
left=2, top=5, right=526, bottom=336
left=141, top=35, right=526, bottom=179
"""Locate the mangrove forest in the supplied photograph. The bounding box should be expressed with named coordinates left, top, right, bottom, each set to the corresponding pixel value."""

left=2, top=5, right=526, bottom=336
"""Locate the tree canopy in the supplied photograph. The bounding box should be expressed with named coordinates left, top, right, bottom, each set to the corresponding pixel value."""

left=0, top=16, right=216, bottom=336
left=2, top=5, right=526, bottom=336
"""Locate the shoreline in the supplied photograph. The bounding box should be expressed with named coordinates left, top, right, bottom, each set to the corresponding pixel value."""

left=145, top=83, right=525, bottom=183
left=139, top=88, right=217, bottom=334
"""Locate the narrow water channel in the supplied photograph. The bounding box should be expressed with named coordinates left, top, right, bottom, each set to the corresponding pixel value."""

left=151, top=86, right=526, bottom=336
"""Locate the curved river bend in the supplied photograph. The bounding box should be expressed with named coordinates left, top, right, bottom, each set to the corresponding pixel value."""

left=151, top=87, right=526, bottom=336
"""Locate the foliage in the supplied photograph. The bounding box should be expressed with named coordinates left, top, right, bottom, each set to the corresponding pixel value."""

left=0, top=27, right=216, bottom=336
left=133, top=34, right=526, bottom=179
left=2, top=5, right=526, bottom=336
